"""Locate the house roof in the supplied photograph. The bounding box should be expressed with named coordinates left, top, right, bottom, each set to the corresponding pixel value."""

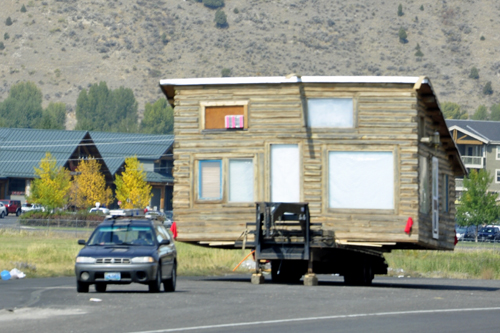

left=159, top=75, right=429, bottom=100
left=0, top=128, right=89, bottom=178
left=446, top=119, right=500, bottom=143
left=89, top=132, right=174, bottom=176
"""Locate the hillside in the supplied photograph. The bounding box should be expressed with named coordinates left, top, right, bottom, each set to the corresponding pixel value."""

left=1, top=0, right=499, bottom=129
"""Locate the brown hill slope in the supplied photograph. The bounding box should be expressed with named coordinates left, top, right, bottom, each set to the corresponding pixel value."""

left=0, top=0, right=499, bottom=129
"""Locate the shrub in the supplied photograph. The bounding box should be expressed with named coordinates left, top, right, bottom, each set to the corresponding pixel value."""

left=480, top=36, right=485, bottom=41
left=4, top=32, right=9, bottom=40
left=471, top=105, right=488, bottom=120
left=414, top=43, right=423, bottom=57
left=214, top=9, right=228, bottom=28
left=21, top=4, right=27, bottom=13
left=161, top=32, right=168, bottom=45
left=483, top=81, right=493, bottom=95
left=221, top=68, right=231, bottom=77
left=5, top=17, right=13, bottom=26
left=233, top=8, right=239, bottom=14
left=397, top=4, right=404, bottom=16
left=420, top=5, right=424, bottom=11
left=398, top=27, right=407, bottom=43
left=469, top=67, right=479, bottom=79
left=203, top=0, right=224, bottom=9
left=0, top=42, right=4, bottom=50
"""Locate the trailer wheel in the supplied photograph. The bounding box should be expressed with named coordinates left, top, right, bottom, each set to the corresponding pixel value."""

left=271, top=260, right=303, bottom=284
left=344, top=262, right=373, bottom=286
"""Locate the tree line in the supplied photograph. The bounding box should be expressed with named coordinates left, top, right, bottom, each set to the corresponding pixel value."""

left=29, top=153, right=151, bottom=211
left=0, top=81, right=173, bottom=134
left=442, top=101, right=500, bottom=121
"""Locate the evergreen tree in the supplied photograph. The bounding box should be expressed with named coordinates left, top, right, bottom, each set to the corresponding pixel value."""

left=0, top=42, right=4, bottom=51
left=469, top=67, right=479, bottom=79
left=414, top=43, right=423, bottom=57
left=0, top=81, right=43, bottom=128
left=203, top=0, right=224, bottom=9
left=4, top=32, right=9, bottom=40
left=214, top=9, right=228, bottom=28
left=441, top=102, right=468, bottom=119
left=5, top=17, right=12, bottom=26
left=483, top=81, right=493, bottom=95
left=471, top=105, right=488, bottom=120
left=397, top=4, right=404, bottom=16
left=140, top=99, right=173, bottom=134
left=398, top=27, right=407, bottom=43
left=21, top=4, right=27, bottom=13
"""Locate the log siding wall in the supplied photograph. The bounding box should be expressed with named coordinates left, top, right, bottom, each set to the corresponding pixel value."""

left=171, top=83, right=458, bottom=250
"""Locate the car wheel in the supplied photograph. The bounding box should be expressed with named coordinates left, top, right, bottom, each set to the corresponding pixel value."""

left=164, top=262, right=176, bottom=292
left=0, top=211, right=4, bottom=218
left=16, top=209, right=20, bottom=217
left=77, top=280, right=89, bottom=293
left=149, top=265, right=162, bottom=293
left=95, top=283, right=107, bottom=293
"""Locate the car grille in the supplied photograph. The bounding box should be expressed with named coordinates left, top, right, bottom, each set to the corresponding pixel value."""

left=96, top=258, right=131, bottom=264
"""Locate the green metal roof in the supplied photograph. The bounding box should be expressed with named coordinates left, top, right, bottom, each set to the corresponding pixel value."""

left=0, top=128, right=88, bottom=178
left=89, top=132, right=174, bottom=176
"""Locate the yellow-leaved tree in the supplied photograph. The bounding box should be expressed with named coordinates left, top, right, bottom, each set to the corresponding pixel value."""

left=28, top=152, right=71, bottom=210
left=72, top=158, right=113, bottom=209
left=114, top=156, right=152, bottom=209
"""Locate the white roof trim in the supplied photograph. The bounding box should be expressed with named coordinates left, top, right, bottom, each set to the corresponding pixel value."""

left=159, top=76, right=427, bottom=87
left=448, top=125, right=489, bottom=144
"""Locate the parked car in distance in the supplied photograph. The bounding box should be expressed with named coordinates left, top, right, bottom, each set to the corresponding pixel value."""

left=477, top=226, right=500, bottom=242
left=89, top=207, right=110, bottom=214
left=456, top=226, right=468, bottom=241
left=0, top=200, right=21, bottom=216
left=0, top=203, right=7, bottom=218
left=21, top=203, right=44, bottom=214
left=75, top=215, right=177, bottom=293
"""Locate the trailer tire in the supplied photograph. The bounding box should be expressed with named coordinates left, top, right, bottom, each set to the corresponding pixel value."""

left=344, top=263, right=373, bottom=286
left=271, top=260, right=303, bottom=284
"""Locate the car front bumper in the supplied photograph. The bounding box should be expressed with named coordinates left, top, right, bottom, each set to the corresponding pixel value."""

left=75, top=263, right=158, bottom=284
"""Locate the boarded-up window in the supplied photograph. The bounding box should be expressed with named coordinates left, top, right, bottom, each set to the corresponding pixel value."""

left=205, top=106, right=246, bottom=129
left=229, top=159, right=254, bottom=202
left=329, top=151, right=394, bottom=209
left=307, top=98, right=354, bottom=128
left=199, top=160, right=222, bottom=200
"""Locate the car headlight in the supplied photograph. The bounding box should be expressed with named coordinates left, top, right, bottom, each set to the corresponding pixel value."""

left=76, top=256, right=96, bottom=264
left=131, top=256, right=154, bottom=263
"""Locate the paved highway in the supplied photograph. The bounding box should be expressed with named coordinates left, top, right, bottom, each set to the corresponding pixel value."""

left=1, top=275, right=499, bottom=333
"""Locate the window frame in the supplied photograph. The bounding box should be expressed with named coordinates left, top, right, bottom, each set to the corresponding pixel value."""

left=497, top=146, right=500, bottom=160
left=228, top=158, right=255, bottom=203
left=325, top=146, right=397, bottom=214
left=195, top=157, right=256, bottom=205
left=198, top=160, right=223, bottom=201
left=200, top=101, right=249, bottom=131
left=306, top=97, right=357, bottom=130
left=496, top=169, right=500, bottom=183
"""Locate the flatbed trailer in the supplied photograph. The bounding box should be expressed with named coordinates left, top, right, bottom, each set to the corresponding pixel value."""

left=236, top=202, right=388, bottom=285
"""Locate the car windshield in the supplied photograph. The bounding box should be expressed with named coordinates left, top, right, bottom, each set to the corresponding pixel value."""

left=456, top=227, right=467, bottom=233
left=479, top=227, right=497, bottom=234
left=88, top=225, right=156, bottom=246
left=0, top=201, right=8, bottom=205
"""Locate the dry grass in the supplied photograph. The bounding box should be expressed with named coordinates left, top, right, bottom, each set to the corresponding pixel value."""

left=0, top=229, right=251, bottom=278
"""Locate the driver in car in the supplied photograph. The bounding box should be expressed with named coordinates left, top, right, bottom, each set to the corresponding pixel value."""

left=133, top=231, right=154, bottom=245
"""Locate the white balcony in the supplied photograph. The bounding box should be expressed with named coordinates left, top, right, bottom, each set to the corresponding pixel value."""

left=461, top=155, right=484, bottom=168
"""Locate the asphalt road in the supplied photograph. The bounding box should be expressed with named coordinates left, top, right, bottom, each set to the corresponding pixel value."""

left=1, top=275, right=499, bottom=333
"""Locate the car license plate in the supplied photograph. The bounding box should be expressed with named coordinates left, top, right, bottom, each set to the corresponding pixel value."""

left=104, top=272, right=121, bottom=281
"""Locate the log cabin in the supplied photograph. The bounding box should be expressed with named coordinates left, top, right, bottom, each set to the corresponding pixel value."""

left=159, top=76, right=466, bottom=258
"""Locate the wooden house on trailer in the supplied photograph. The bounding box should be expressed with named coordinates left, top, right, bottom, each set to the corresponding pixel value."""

left=160, top=76, right=466, bottom=283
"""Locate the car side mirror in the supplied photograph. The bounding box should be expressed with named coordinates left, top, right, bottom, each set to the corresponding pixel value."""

left=160, top=239, right=171, bottom=246
left=78, top=239, right=86, bottom=245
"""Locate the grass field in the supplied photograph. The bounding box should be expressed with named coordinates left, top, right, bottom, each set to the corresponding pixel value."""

left=1, top=229, right=499, bottom=280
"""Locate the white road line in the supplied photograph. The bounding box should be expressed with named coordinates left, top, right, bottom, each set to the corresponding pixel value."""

left=128, top=307, right=500, bottom=333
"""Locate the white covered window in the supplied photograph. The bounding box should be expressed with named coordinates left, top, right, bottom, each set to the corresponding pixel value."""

left=271, top=144, right=300, bottom=202
left=199, top=160, right=222, bottom=200
left=328, top=151, right=394, bottom=209
left=229, top=159, right=254, bottom=202
left=419, top=156, right=430, bottom=214
left=307, top=98, right=354, bottom=128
